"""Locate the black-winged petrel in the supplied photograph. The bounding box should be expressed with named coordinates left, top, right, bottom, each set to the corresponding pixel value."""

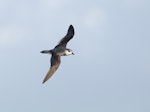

left=41, top=25, right=75, bottom=83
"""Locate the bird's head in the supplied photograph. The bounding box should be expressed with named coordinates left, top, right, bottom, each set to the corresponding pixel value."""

left=65, top=49, right=74, bottom=55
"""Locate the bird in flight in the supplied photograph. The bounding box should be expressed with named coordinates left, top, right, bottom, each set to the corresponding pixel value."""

left=41, top=25, right=75, bottom=83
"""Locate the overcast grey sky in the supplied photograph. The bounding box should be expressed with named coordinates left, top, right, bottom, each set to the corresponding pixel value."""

left=0, top=0, right=150, bottom=112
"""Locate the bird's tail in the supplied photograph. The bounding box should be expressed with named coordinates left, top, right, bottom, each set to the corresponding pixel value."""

left=40, top=50, right=52, bottom=54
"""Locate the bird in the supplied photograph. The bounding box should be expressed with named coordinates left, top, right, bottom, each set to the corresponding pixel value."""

left=40, top=25, right=75, bottom=83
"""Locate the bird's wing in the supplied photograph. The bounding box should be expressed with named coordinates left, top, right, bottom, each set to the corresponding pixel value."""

left=42, top=54, right=61, bottom=83
left=56, top=25, right=74, bottom=48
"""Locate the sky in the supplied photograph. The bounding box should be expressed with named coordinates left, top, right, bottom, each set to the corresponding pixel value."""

left=0, top=0, right=150, bottom=112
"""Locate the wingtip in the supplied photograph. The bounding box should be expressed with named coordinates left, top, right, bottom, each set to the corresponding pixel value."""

left=42, top=78, right=48, bottom=84
left=68, top=24, right=74, bottom=35
left=42, top=81, right=45, bottom=84
left=69, top=25, right=74, bottom=29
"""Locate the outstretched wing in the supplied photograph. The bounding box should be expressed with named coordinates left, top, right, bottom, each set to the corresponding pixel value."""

left=42, top=54, right=61, bottom=83
left=56, top=25, right=74, bottom=48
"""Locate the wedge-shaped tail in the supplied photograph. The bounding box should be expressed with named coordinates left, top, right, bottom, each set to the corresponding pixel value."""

left=40, top=50, right=52, bottom=54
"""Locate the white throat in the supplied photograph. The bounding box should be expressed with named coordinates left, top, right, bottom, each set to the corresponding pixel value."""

left=65, top=50, right=73, bottom=55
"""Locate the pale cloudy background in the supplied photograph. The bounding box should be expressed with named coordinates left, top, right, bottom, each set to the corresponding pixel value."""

left=0, top=0, right=150, bottom=112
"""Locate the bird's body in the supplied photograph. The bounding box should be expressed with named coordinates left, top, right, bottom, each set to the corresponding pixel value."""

left=41, top=25, right=75, bottom=83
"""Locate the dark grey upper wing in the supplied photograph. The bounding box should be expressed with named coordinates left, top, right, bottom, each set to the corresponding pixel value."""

left=55, top=25, right=74, bottom=48
left=42, top=54, right=61, bottom=83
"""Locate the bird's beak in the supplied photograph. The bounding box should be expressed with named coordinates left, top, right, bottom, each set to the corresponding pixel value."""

left=72, top=52, right=74, bottom=55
